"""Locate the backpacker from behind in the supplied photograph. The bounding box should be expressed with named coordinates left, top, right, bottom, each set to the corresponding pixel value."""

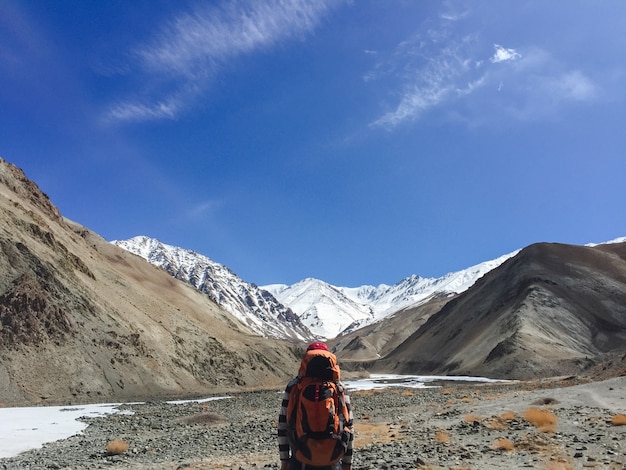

left=278, top=342, right=354, bottom=470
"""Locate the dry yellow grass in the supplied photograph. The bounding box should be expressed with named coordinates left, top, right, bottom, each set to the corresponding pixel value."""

left=486, top=417, right=509, bottom=430
left=500, top=411, right=516, bottom=421
left=524, top=407, right=558, bottom=433
left=480, top=411, right=515, bottom=431
left=545, top=459, right=573, bottom=470
left=435, top=430, right=451, bottom=444
left=463, top=414, right=482, bottom=423
left=105, top=439, right=129, bottom=455
left=492, top=437, right=515, bottom=451
left=353, top=422, right=400, bottom=447
left=610, top=414, right=626, bottom=425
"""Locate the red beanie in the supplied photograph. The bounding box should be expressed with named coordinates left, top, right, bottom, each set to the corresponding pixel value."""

left=306, top=341, right=329, bottom=351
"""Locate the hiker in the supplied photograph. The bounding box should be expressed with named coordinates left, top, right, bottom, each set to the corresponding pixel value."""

left=278, top=341, right=354, bottom=470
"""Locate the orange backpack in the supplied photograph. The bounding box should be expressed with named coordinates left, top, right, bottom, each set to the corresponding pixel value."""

left=287, top=350, right=352, bottom=466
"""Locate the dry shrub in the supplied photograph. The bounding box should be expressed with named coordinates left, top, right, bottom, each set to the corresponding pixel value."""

left=400, top=390, right=414, bottom=396
left=486, top=417, right=509, bottom=430
left=485, top=411, right=516, bottom=430
left=492, top=437, right=515, bottom=451
left=361, top=413, right=372, bottom=420
left=463, top=414, right=482, bottom=423
left=515, top=433, right=553, bottom=452
left=500, top=411, right=516, bottom=421
left=460, top=396, right=471, bottom=403
left=354, top=422, right=398, bottom=447
left=524, top=407, right=558, bottom=432
left=442, top=389, right=452, bottom=395
left=610, top=414, right=626, bottom=426
left=105, top=439, right=129, bottom=455
left=435, top=430, right=451, bottom=444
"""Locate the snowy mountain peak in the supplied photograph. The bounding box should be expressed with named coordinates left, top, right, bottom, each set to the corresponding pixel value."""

left=264, top=250, right=521, bottom=339
left=112, top=236, right=312, bottom=341
left=262, top=278, right=373, bottom=340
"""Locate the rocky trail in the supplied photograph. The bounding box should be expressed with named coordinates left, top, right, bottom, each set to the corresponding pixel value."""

left=1, top=376, right=625, bottom=470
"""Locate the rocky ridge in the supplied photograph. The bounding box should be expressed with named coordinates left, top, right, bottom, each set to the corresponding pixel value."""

left=112, top=236, right=312, bottom=341
left=0, top=158, right=301, bottom=406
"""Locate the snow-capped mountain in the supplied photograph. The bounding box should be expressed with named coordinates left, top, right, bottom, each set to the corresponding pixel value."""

left=264, top=250, right=520, bottom=339
left=586, top=236, right=626, bottom=246
left=113, top=236, right=625, bottom=341
left=263, top=279, right=374, bottom=340
left=111, top=236, right=312, bottom=341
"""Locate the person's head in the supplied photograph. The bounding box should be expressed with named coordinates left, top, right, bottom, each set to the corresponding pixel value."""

left=306, top=341, right=329, bottom=352
left=298, top=341, right=340, bottom=381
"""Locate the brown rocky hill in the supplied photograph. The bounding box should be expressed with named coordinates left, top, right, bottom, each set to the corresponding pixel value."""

left=0, top=158, right=300, bottom=406
left=329, top=293, right=455, bottom=362
left=370, top=241, right=626, bottom=380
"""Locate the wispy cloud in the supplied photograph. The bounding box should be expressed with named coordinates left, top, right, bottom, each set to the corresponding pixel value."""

left=136, top=0, right=336, bottom=77
left=369, top=6, right=602, bottom=130
left=106, top=99, right=183, bottom=123
left=371, top=24, right=486, bottom=129
left=186, top=200, right=223, bottom=221
left=490, top=44, right=521, bottom=64
left=551, top=70, right=597, bottom=101
left=104, top=0, right=343, bottom=123
left=503, top=66, right=599, bottom=122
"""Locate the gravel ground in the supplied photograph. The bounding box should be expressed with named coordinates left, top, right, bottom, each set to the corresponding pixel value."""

left=1, top=376, right=625, bottom=470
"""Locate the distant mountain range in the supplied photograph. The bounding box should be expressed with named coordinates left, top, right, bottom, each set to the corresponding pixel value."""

left=113, top=236, right=523, bottom=339
left=111, top=234, right=626, bottom=381
left=113, top=235, right=626, bottom=341
left=263, top=250, right=520, bottom=339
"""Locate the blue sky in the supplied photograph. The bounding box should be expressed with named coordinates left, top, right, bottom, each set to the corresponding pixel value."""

left=2, top=1, right=625, bottom=287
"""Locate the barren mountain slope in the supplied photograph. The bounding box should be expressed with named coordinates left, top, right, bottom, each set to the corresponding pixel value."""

left=329, top=293, right=455, bottom=363
left=373, top=242, right=626, bottom=379
left=0, top=158, right=300, bottom=406
left=112, top=236, right=312, bottom=341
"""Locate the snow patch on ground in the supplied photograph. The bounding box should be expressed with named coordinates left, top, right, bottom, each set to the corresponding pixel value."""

left=0, top=397, right=229, bottom=459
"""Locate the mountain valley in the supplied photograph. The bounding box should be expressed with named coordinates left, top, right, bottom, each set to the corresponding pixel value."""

left=1, top=157, right=625, bottom=407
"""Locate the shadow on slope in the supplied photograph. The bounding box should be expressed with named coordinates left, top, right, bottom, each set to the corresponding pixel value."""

left=365, top=242, right=626, bottom=380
